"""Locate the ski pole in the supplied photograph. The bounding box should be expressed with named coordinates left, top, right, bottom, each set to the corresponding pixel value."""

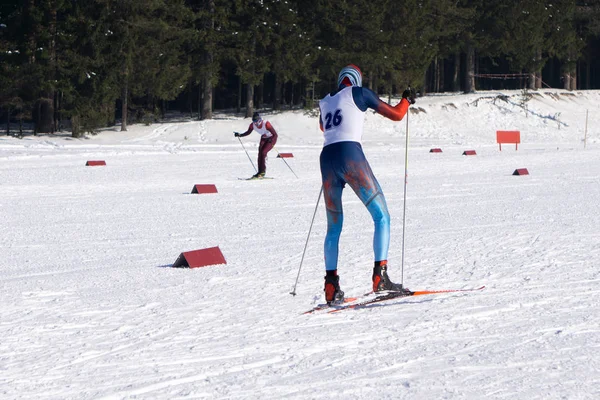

left=236, top=135, right=257, bottom=173
left=274, top=147, right=299, bottom=179
left=290, top=185, right=323, bottom=296
left=400, top=109, right=409, bottom=286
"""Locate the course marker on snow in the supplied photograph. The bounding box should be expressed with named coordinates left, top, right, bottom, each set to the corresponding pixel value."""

left=429, top=148, right=443, bottom=153
left=497, top=130, right=520, bottom=151
left=86, top=160, right=106, bottom=166
left=277, top=153, right=294, bottom=158
left=463, top=150, right=477, bottom=156
left=513, top=168, right=529, bottom=176
left=172, top=246, right=226, bottom=268
left=191, top=184, right=218, bottom=194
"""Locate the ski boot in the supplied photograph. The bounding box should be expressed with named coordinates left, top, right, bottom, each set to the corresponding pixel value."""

left=372, top=261, right=412, bottom=294
left=324, top=271, right=344, bottom=305
left=250, top=172, right=266, bottom=180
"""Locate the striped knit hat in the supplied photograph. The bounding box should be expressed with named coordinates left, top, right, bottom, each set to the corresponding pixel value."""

left=337, top=64, right=362, bottom=88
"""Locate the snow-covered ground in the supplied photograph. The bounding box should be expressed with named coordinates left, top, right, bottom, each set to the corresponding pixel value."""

left=1, top=90, right=600, bottom=399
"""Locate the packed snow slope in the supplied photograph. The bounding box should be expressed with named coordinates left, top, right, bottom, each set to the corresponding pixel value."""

left=1, top=90, right=600, bottom=399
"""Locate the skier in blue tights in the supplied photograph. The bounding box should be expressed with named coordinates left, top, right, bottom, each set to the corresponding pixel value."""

left=319, top=64, right=416, bottom=304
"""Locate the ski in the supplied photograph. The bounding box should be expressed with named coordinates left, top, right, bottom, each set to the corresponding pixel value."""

left=238, top=177, right=275, bottom=181
left=301, top=296, right=359, bottom=314
left=327, top=286, right=485, bottom=314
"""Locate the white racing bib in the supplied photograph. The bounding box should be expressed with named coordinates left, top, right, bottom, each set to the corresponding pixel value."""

left=319, top=86, right=364, bottom=146
left=253, top=121, right=273, bottom=138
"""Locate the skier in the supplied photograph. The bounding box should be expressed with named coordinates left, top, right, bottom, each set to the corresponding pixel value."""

left=319, top=64, right=416, bottom=305
left=234, top=112, right=278, bottom=179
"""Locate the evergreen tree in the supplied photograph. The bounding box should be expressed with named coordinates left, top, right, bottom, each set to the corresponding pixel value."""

left=229, top=0, right=272, bottom=117
left=1, top=0, right=65, bottom=133
left=575, top=1, right=600, bottom=88
left=89, top=0, right=191, bottom=131
left=186, top=0, right=231, bottom=120
left=263, top=0, right=315, bottom=109
left=493, top=0, right=550, bottom=89
left=0, top=1, right=22, bottom=134
left=545, top=0, right=581, bottom=89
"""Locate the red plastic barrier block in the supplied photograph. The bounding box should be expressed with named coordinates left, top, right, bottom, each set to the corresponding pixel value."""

left=172, top=246, right=226, bottom=268
left=277, top=153, right=294, bottom=158
left=430, top=148, right=443, bottom=153
left=513, top=168, right=529, bottom=176
left=86, top=160, right=106, bottom=166
left=463, top=150, right=477, bottom=156
left=191, top=184, right=218, bottom=194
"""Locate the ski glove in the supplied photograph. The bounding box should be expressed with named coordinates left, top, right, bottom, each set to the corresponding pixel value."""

left=402, top=88, right=416, bottom=105
left=234, top=132, right=240, bottom=137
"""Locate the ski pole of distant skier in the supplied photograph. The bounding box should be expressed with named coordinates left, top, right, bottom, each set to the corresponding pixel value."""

left=274, top=147, right=299, bottom=179
left=290, top=186, right=323, bottom=296
left=400, top=105, right=410, bottom=286
left=236, top=135, right=257, bottom=173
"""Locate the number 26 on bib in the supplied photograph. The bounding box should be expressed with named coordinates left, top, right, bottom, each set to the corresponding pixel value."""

left=324, top=109, right=342, bottom=130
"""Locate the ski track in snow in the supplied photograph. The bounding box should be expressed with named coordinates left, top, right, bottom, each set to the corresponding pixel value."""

left=1, top=90, right=600, bottom=399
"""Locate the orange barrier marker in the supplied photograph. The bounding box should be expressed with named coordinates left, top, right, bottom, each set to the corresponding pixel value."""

left=429, top=148, right=443, bottom=153
left=463, top=150, right=477, bottom=156
left=513, top=168, right=529, bottom=176
left=191, top=184, right=218, bottom=194
left=277, top=153, right=294, bottom=158
left=86, top=160, right=106, bottom=166
left=172, top=246, right=226, bottom=268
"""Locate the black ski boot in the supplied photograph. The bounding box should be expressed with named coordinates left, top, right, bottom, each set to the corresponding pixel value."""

left=372, top=261, right=412, bottom=294
left=250, top=172, right=265, bottom=180
left=324, top=271, right=344, bottom=305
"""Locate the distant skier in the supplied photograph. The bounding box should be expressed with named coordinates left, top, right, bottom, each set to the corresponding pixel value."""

left=319, top=64, right=416, bottom=305
left=234, top=112, right=278, bottom=179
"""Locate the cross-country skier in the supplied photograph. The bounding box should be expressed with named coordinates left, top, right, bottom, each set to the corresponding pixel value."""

left=319, top=64, right=416, bottom=305
left=234, top=112, right=278, bottom=179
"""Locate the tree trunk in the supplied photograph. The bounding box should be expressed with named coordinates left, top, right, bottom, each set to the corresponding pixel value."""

left=372, top=75, right=378, bottom=95
left=121, top=79, right=128, bottom=131
left=245, top=84, right=254, bottom=118
left=6, top=107, right=10, bottom=135
left=536, top=48, right=542, bottom=89
left=26, top=0, right=37, bottom=64
left=237, top=76, right=242, bottom=113
left=48, top=0, right=57, bottom=132
left=71, top=115, right=81, bottom=138
left=439, top=58, right=446, bottom=92
left=528, top=72, right=536, bottom=90
left=201, top=74, right=212, bottom=120
left=562, top=71, right=571, bottom=90
left=197, top=84, right=201, bottom=119
left=434, top=57, right=440, bottom=93
left=34, top=98, right=54, bottom=133
left=453, top=53, right=460, bottom=92
left=257, top=81, right=264, bottom=109
left=200, top=0, right=215, bottom=120
left=274, top=74, right=282, bottom=110
left=585, top=57, right=591, bottom=89
left=465, top=44, right=476, bottom=93
left=421, top=69, right=428, bottom=96
left=188, top=78, right=193, bottom=118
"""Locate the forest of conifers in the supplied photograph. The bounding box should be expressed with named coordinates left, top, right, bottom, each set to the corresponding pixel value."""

left=1, top=0, right=600, bottom=136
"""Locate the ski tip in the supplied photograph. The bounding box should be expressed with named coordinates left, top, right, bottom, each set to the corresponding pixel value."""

left=412, top=285, right=486, bottom=296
